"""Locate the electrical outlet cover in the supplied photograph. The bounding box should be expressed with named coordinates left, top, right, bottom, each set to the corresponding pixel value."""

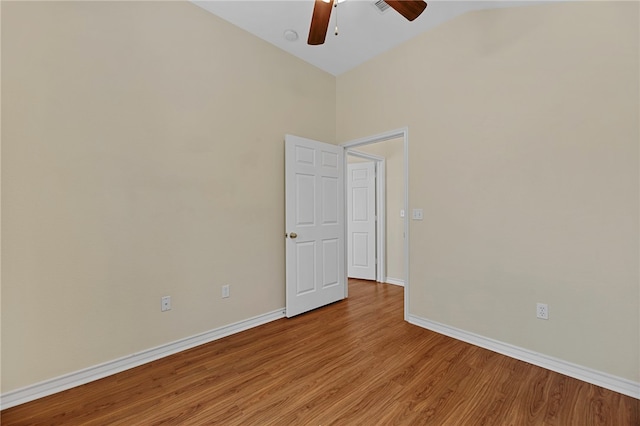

left=161, top=296, right=171, bottom=312
left=536, top=303, right=548, bottom=320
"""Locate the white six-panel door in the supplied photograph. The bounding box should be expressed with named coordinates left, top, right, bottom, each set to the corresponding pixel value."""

left=285, top=135, right=345, bottom=317
left=347, top=161, right=376, bottom=280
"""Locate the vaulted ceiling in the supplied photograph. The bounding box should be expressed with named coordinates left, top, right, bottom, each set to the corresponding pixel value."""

left=193, top=1, right=540, bottom=75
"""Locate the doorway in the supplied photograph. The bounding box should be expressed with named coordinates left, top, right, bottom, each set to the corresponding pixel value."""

left=342, top=128, right=409, bottom=320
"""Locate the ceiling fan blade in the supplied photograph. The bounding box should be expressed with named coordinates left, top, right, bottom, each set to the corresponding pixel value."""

left=385, top=0, right=427, bottom=22
left=308, top=0, right=333, bottom=45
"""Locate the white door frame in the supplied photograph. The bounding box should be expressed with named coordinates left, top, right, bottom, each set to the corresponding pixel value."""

left=346, top=150, right=386, bottom=283
left=341, top=127, right=409, bottom=321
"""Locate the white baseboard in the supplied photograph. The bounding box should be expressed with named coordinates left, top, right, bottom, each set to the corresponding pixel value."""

left=1, top=308, right=286, bottom=410
left=5, top=309, right=636, bottom=410
left=407, top=314, right=640, bottom=399
left=385, top=277, right=405, bottom=287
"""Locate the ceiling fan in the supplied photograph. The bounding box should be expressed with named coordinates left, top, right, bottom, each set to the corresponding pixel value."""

left=308, top=0, right=428, bottom=45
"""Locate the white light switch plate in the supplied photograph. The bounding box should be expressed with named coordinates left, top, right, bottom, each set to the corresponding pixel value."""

left=412, top=209, right=424, bottom=220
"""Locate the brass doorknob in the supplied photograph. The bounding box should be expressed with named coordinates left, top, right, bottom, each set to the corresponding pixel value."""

left=289, top=232, right=298, bottom=239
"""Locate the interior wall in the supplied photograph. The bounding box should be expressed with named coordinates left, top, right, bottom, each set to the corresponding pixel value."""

left=350, top=139, right=405, bottom=282
left=337, top=1, right=639, bottom=382
left=1, top=1, right=336, bottom=392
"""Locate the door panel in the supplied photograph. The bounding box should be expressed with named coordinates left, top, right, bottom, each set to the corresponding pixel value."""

left=322, top=239, right=339, bottom=287
left=296, top=242, right=316, bottom=294
left=285, top=135, right=345, bottom=317
left=296, top=174, right=315, bottom=225
left=353, top=233, right=370, bottom=266
left=322, top=177, right=339, bottom=224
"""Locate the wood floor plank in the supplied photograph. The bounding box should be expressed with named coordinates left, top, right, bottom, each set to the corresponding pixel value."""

left=2, top=279, right=638, bottom=425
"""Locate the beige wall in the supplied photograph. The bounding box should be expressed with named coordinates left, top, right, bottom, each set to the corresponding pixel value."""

left=2, top=0, right=638, bottom=396
left=337, top=1, right=639, bottom=382
left=350, top=138, right=405, bottom=281
left=1, top=1, right=335, bottom=392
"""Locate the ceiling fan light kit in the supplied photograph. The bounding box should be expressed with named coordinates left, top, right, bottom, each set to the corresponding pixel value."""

left=307, top=0, right=428, bottom=45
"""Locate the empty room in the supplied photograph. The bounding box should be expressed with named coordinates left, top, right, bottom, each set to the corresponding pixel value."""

left=1, top=0, right=638, bottom=424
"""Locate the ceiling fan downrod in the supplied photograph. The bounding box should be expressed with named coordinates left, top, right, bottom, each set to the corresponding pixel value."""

left=334, top=0, right=339, bottom=36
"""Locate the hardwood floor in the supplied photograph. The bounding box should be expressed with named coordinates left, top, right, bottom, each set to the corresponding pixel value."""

left=2, top=279, right=638, bottom=425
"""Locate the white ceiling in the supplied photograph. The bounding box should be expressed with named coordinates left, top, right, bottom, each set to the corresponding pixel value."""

left=192, top=0, right=540, bottom=76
